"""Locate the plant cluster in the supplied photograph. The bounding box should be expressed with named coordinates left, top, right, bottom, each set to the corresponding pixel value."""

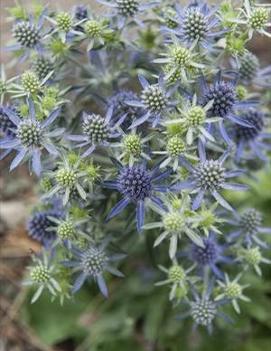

left=1, top=0, right=271, bottom=333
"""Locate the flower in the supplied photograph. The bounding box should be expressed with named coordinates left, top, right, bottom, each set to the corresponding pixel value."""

left=126, top=75, right=174, bottom=128
left=104, top=160, right=171, bottom=232
left=215, top=273, right=250, bottom=313
left=63, top=240, right=125, bottom=297
left=32, top=55, right=54, bottom=80
left=153, top=135, right=197, bottom=171
left=112, top=131, right=151, bottom=166
left=173, top=1, right=224, bottom=49
left=44, top=154, right=88, bottom=205
left=164, top=94, right=220, bottom=145
left=153, top=37, right=204, bottom=82
left=27, top=209, right=63, bottom=247
left=238, top=246, right=271, bottom=276
left=234, top=51, right=271, bottom=88
left=178, top=282, right=231, bottom=334
left=237, top=1, right=271, bottom=39
left=172, top=142, right=247, bottom=211
left=144, top=194, right=204, bottom=258
left=67, top=107, right=120, bottom=158
left=155, top=260, right=195, bottom=302
left=228, top=208, right=271, bottom=248
left=231, top=109, right=271, bottom=162
left=199, top=71, right=257, bottom=145
left=8, top=10, right=47, bottom=61
left=98, top=0, right=158, bottom=29
left=189, top=233, right=232, bottom=278
left=23, top=251, right=61, bottom=303
left=0, top=99, right=62, bottom=176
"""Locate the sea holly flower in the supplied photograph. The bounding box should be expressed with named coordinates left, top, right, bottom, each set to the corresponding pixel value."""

left=104, top=160, right=171, bottom=232
left=231, top=109, right=271, bottom=162
left=112, top=131, right=151, bottom=166
left=228, top=208, right=271, bottom=248
left=158, top=5, right=178, bottom=29
left=48, top=215, right=88, bottom=249
left=172, top=143, right=247, bottom=211
left=144, top=194, right=204, bottom=258
left=44, top=155, right=87, bottom=205
left=27, top=209, right=63, bottom=248
left=67, top=107, right=120, bottom=158
left=173, top=1, right=225, bottom=49
left=97, top=0, right=158, bottom=29
left=23, top=251, right=61, bottom=303
left=193, top=202, right=225, bottom=236
left=0, top=100, right=62, bottom=176
left=188, top=233, right=232, bottom=278
left=164, top=94, right=220, bottom=145
left=78, top=17, right=113, bottom=51
left=155, top=260, right=196, bottom=302
left=126, top=75, right=174, bottom=128
left=32, top=55, right=54, bottom=80
left=178, top=282, right=231, bottom=334
left=199, top=71, right=257, bottom=145
left=237, top=246, right=271, bottom=276
left=46, top=11, right=85, bottom=43
left=8, top=10, right=47, bottom=61
left=63, top=240, right=125, bottom=297
left=215, top=273, right=250, bottom=313
left=153, top=38, right=204, bottom=82
left=153, top=135, right=197, bottom=171
left=238, top=1, right=271, bottom=39
left=232, top=51, right=271, bottom=88
left=10, top=69, right=54, bottom=99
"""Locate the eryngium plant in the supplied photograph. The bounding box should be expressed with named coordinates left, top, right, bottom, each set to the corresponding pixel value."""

left=1, top=0, right=271, bottom=334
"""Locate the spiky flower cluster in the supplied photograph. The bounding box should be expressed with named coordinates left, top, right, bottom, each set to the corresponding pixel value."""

left=2, top=0, right=271, bottom=338
left=13, top=22, right=40, bottom=48
left=82, top=114, right=109, bottom=144
left=119, top=166, right=152, bottom=201
left=141, top=85, right=168, bottom=113
left=116, top=0, right=139, bottom=17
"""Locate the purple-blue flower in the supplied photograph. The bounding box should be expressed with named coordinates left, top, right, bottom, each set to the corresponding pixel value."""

left=63, top=240, right=125, bottom=297
left=189, top=233, right=232, bottom=278
left=172, top=142, right=247, bottom=211
left=8, top=10, right=47, bottom=62
left=231, top=109, right=271, bottom=162
left=228, top=208, right=271, bottom=248
left=67, top=107, right=120, bottom=158
left=199, top=71, right=257, bottom=145
left=173, top=1, right=224, bottom=49
left=104, top=160, right=171, bottom=232
left=0, top=99, right=62, bottom=176
left=97, top=0, right=158, bottom=29
left=27, top=209, right=63, bottom=248
left=126, top=75, right=174, bottom=129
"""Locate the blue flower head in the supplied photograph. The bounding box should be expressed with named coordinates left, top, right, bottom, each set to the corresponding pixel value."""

left=0, top=100, right=62, bottom=176
left=126, top=75, right=174, bottom=129
left=104, top=160, right=171, bottom=232
left=27, top=209, right=63, bottom=247
left=228, top=208, right=271, bottom=248
left=232, top=109, right=271, bottom=162
left=68, top=106, right=120, bottom=158
left=172, top=142, right=247, bottom=211
left=98, top=0, right=158, bottom=29
left=174, top=1, right=224, bottom=49
left=189, top=233, right=232, bottom=278
left=64, top=239, right=125, bottom=297
left=199, top=71, right=257, bottom=145
left=8, top=10, right=47, bottom=61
